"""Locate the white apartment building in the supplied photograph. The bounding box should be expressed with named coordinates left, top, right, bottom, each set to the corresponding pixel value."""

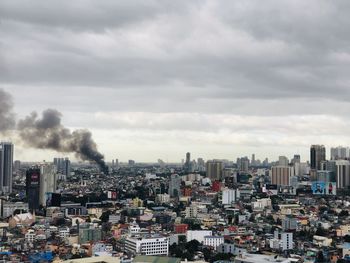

left=185, top=206, right=198, bottom=218
left=222, top=189, right=239, bottom=205
left=59, top=227, right=70, bottom=239
left=204, top=236, right=224, bottom=248
left=125, top=236, right=168, bottom=256
left=156, top=194, right=170, bottom=204
left=186, top=230, right=212, bottom=243
left=252, top=198, right=272, bottom=211
left=271, top=230, right=293, bottom=251
left=25, top=229, right=36, bottom=243
left=129, top=224, right=141, bottom=235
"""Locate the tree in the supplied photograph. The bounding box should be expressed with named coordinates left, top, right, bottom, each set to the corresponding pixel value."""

left=185, top=239, right=200, bottom=252
left=100, top=211, right=111, bottom=223
left=315, top=250, right=325, bottom=263
left=344, top=235, right=350, bottom=243
left=315, top=226, right=327, bottom=237
left=339, top=210, right=349, bottom=217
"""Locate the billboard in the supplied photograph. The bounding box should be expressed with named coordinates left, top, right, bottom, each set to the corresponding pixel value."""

left=263, top=184, right=278, bottom=195
left=311, top=181, right=336, bottom=195
left=30, top=171, right=40, bottom=185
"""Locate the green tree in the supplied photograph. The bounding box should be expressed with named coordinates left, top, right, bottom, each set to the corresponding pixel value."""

left=100, top=210, right=111, bottom=223
left=315, top=250, right=325, bottom=263
left=185, top=239, right=200, bottom=252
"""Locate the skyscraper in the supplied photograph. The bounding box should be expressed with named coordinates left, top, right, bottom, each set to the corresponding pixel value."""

left=331, top=146, right=349, bottom=160
left=26, top=167, right=40, bottom=211
left=310, top=145, right=326, bottom=170
left=53, top=157, right=71, bottom=177
left=169, top=174, right=181, bottom=198
left=278, top=156, right=289, bottom=166
left=39, top=163, right=57, bottom=206
left=0, top=142, right=14, bottom=194
left=271, top=166, right=292, bottom=186
left=184, top=152, right=192, bottom=173
left=335, top=160, right=350, bottom=189
left=206, top=160, right=224, bottom=180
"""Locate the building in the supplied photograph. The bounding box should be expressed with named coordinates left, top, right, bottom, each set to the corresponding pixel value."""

left=79, top=225, right=102, bottom=244
left=212, top=181, right=221, bottom=192
left=336, top=160, right=350, bottom=189
left=156, top=194, right=170, bottom=204
left=39, top=163, right=57, bottom=206
left=282, top=216, right=298, bottom=231
left=291, top=155, right=300, bottom=164
left=234, top=254, right=291, bottom=263
left=222, top=189, right=239, bottom=205
left=25, top=229, right=36, bottom=243
left=331, top=146, right=349, bottom=160
left=278, top=156, right=289, bottom=166
left=185, top=206, right=198, bottom=218
left=0, top=142, right=13, bottom=194
left=204, top=236, right=224, bottom=248
left=1, top=201, right=28, bottom=218
left=184, top=152, right=192, bottom=173
left=316, top=170, right=335, bottom=183
left=310, top=145, right=326, bottom=170
left=271, top=166, right=292, bottom=186
left=237, top=157, right=249, bottom=172
left=273, top=230, right=293, bottom=251
left=174, top=224, right=188, bottom=234
left=206, top=160, right=223, bottom=180
left=125, top=235, right=169, bottom=256
left=186, top=230, right=212, bottom=243
left=13, top=160, right=21, bottom=173
left=26, top=167, right=41, bottom=211
left=53, top=157, right=71, bottom=177
left=169, top=174, right=181, bottom=198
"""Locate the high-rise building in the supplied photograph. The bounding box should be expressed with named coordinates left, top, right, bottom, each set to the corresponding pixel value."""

left=0, top=142, right=14, bottom=194
left=39, top=163, right=57, bottom=206
left=291, top=155, right=300, bottom=164
left=184, top=152, right=192, bottom=173
left=13, top=160, right=21, bottom=173
left=206, top=161, right=223, bottom=180
left=316, top=170, right=335, bottom=183
left=271, top=166, right=293, bottom=186
left=197, top=158, right=205, bottom=172
left=310, top=145, right=326, bottom=170
left=278, top=156, right=289, bottom=166
left=335, top=160, right=350, bottom=189
left=169, top=174, right=181, bottom=198
left=331, top=146, right=349, bottom=160
left=251, top=154, right=256, bottom=166
left=237, top=157, right=249, bottom=172
left=53, top=157, right=70, bottom=177
left=26, top=167, right=41, bottom=211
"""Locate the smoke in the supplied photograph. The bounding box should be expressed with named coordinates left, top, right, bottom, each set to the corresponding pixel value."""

left=0, top=88, right=108, bottom=173
left=0, top=89, right=16, bottom=131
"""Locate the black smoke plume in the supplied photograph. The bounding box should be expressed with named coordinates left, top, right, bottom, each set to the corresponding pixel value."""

left=0, top=88, right=108, bottom=173
left=17, top=109, right=108, bottom=173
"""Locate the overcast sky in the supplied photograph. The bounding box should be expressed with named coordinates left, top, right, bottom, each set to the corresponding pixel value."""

left=1, top=0, right=350, bottom=163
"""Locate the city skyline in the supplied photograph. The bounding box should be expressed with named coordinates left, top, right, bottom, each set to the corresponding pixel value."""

left=2, top=1, right=350, bottom=162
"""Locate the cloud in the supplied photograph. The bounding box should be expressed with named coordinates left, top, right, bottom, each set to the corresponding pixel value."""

left=1, top=0, right=350, bottom=161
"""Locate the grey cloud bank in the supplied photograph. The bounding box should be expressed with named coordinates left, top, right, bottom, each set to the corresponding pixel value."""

left=1, top=0, right=350, bottom=161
